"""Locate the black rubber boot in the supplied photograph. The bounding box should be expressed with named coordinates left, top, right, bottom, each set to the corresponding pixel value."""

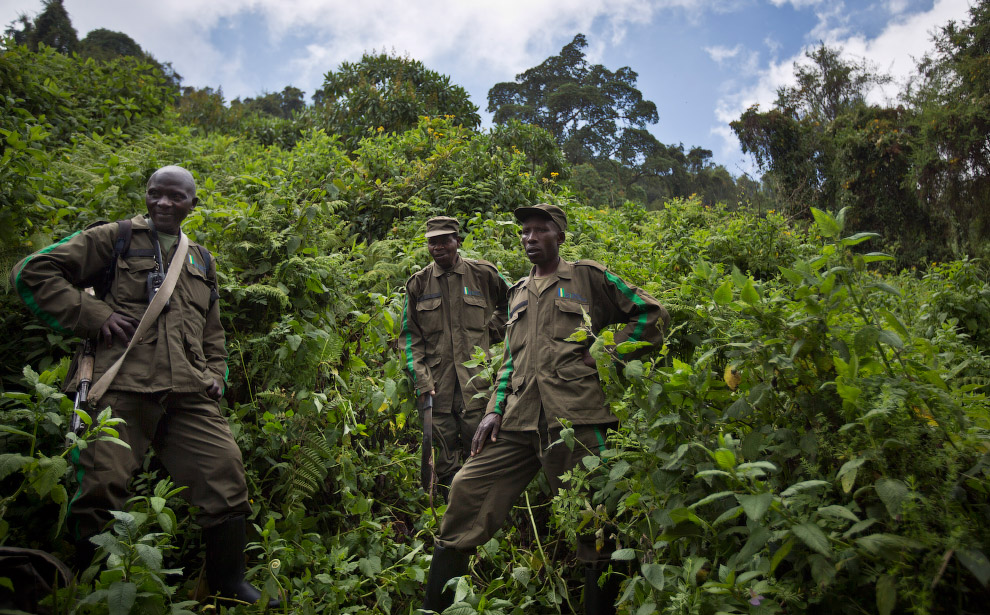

left=73, top=539, right=97, bottom=577
left=584, top=563, right=621, bottom=615
left=204, top=516, right=280, bottom=608
left=423, top=544, right=471, bottom=613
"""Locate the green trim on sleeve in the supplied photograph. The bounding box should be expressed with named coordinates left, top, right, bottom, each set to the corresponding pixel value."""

left=604, top=270, right=648, bottom=350
left=14, top=231, right=82, bottom=333
left=492, top=294, right=516, bottom=414
left=401, top=296, right=417, bottom=386
left=593, top=426, right=607, bottom=453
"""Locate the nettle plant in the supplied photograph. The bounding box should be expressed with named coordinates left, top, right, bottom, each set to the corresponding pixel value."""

left=546, top=208, right=990, bottom=614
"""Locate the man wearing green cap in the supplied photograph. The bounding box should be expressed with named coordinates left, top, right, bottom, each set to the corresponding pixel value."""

left=401, top=216, right=510, bottom=492
left=422, top=204, right=669, bottom=615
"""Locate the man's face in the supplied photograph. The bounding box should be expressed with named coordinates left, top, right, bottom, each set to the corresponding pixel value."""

left=428, top=233, right=460, bottom=270
left=520, top=216, right=563, bottom=266
left=146, top=170, right=197, bottom=235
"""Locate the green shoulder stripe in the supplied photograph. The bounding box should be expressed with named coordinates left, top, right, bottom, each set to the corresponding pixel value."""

left=604, top=270, right=647, bottom=351
left=14, top=231, right=82, bottom=333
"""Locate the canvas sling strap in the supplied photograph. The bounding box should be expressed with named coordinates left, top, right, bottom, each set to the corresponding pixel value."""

left=88, top=232, right=189, bottom=406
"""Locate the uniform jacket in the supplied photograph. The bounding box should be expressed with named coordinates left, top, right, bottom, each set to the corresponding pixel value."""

left=486, top=259, right=669, bottom=430
left=402, top=256, right=509, bottom=412
left=10, top=215, right=227, bottom=394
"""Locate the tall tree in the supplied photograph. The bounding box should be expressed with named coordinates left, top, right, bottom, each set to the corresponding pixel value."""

left=731, top=44, right=890, bottom=218
left=13, top=0, right=78, bottom=54
left=490, top=34, right=740, bottom=208
left=315, top=53, right=480, bottom=150
left=78, top=28, right=144, bottom=61
left=907, top=0, right=990, bottom=259
left=488, top=34, right=658, bottom=163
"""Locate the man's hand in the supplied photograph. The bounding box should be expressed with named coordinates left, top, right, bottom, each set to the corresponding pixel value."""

left=582, top=348, right=597, bottom=368
left=206, top=379, right=224, bottom=401
left=471, top=413, right=501, bottom=456
left=100, top=312, right=139, bottom=348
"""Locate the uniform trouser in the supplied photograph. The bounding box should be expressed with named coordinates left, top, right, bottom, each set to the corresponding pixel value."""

left=68, top=389, right=252, bottom=541
left=426, top=396, right=484, bottom=481
left=436, top=422, right=613, bottom=563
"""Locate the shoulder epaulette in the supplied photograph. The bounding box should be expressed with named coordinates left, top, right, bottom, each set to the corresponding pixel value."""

left=574, top=259, right=607, bottom=272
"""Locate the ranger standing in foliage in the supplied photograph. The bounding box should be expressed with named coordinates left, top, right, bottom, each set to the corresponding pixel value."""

left=423, top=204, right=669, bottom=615
left=9, top=165, right=278, bottom=607
left=402, top=216, right=509, bottom=492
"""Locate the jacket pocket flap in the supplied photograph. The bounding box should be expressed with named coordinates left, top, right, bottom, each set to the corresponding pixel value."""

left=555, top=298, right=588, bottom=315
left=556, top=362, right=597, bottom=381
left=463, top=293, right=487, bottom=308
left=416, top=297, right=441, bottom=311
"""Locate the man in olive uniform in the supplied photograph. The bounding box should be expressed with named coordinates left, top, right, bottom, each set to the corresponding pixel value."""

left=423, top=204, right=669, bottom=615
left=10, top=166, right=277, bottom=607
left=402, top=216, right=509, bottom=491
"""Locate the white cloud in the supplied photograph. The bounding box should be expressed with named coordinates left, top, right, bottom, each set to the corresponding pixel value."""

left=711, top=0, right=972, bottom=169
left=705, top=44, right=742, bottom=64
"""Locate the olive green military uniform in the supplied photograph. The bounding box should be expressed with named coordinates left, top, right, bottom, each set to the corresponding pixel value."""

left=437, top=259, right=669, bottom=561
left=402, top=256, right=509, bottom=479
left=10, top=215, right=250, bottom=540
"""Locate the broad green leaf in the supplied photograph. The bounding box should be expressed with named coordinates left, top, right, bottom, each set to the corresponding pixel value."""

left=957, top=549, right=990, bottom=586
left=876, top=574, right=896, bottom=615
left=781, top=480, right=829, bottom=497
left=737, top=492, right=773, bottom=521
left=770, top=538, right=795, bottom=573
left=817, top=505, right=859, bottom=523
left=840, top=232, right=879, bottom=247
left=690, top=491, right=735, bottom=509
left=741, top=280, right=760, bottom=306
left=855, top=533, right=923, bottom=555
left=714, top=449, right=736, bottom=470
left=875, top=478, right=909, bottom=517
left=792, top=522, right=831, bottom=556
left=641, top=563, right=666, bottom=591
left=0, top=453, right=33, bottom=481
left=612, top=548, right=636, bottom=560
left=811, top=208, right=840, bottom=238
left=512, top=566, right=531, bottom=586
left=713, top=279, right=732, bottom=305
left=876, top=329, right=904, bottom=350
left=107, top=581, right=137, bottom=615
left=624, top=360, right=644, bottom=380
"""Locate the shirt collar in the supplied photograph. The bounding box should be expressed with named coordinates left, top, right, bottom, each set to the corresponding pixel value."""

left=430, top=254, right=465, bottom=277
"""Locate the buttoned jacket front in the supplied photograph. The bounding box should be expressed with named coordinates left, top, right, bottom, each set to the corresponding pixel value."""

left=402, top=256, right=509, bottom=412
left=486, top=259, right=669, bottom=430
left=11, top=215, right=227, bottom=393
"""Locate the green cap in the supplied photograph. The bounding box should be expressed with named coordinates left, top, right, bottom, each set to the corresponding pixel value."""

left=424, top=216, right=460, bottom=238
left=513, top=203, right=567, bottom=232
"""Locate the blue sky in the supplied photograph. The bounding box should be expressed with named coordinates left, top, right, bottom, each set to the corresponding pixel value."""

left=1, top=0, right=974, bottom=175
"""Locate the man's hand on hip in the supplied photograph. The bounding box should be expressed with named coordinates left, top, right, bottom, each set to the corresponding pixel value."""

left=471, top=413, right=501, bottom=456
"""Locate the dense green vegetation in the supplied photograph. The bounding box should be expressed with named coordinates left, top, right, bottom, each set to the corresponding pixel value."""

left=1, top=2, right=989, bottom=614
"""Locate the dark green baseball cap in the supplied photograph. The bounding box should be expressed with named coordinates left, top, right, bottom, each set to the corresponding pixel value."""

left=424, top=216, right=460, bottom=238
left=513, top=203, right=567, bottom=232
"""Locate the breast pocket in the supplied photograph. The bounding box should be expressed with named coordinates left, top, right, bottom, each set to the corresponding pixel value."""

left=112, top=256, right=156, bottom=314
left=462, top=293, right=488, bottom=332
left=554, top=298, right=589, bottom=341
left=415, top=296, right=443, bottom=345
left=183, top=260, right=213, bottom=318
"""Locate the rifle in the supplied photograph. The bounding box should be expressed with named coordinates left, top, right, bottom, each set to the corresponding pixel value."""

left=66, top=338, right=95, bottom=447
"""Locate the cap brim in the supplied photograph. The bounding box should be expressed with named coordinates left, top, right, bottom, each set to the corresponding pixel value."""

left=424, top=230, right=458, bottom=238
left=513, top=207, right=552, bottom=222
